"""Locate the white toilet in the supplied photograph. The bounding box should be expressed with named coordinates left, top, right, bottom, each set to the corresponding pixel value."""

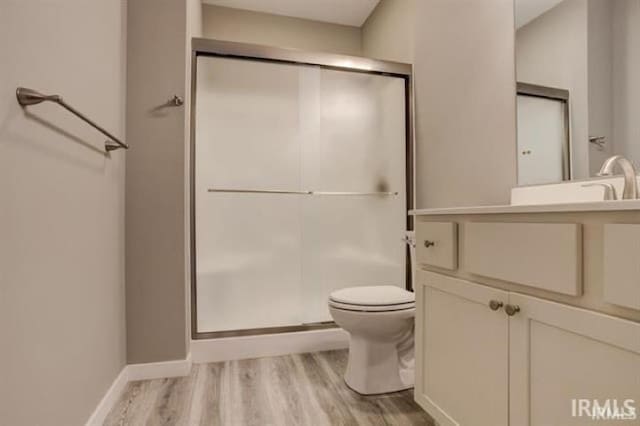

left=328, top=232, right=416, bottom=395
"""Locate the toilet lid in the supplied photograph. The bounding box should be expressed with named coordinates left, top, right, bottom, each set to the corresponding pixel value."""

left=329, top=285, right=415, bottom=306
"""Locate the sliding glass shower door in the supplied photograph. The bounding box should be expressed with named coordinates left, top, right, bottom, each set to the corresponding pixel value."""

left=194, top=54, right=407, bottom=335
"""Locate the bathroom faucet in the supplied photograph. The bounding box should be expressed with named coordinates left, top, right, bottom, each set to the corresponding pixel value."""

left=597, top=155, right=639, bottom=199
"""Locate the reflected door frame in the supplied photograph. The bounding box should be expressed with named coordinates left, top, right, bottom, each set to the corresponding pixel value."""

left=189, top=38, right=415, bottom=339
left=516, top=82, right=572, bottom=185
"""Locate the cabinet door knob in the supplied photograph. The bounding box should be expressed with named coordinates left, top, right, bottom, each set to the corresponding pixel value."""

left=505, top=304, right=521, bottom=316
left=489, top=300, right=504, bottom=311
left=424, top=240, right=436, bottom=248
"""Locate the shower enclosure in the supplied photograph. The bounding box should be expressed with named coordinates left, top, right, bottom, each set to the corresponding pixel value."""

left=190, top=39, right=413, bottom=338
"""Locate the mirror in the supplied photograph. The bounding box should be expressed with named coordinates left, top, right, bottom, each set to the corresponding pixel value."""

left=515, top=0, right=640, bottom=185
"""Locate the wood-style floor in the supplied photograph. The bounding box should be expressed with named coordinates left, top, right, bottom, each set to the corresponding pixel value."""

left=104, top=349, right=434, bottom=426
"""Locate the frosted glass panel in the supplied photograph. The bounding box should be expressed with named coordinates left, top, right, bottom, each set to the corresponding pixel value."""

left=517, top=95, right=567, bottom=185
left=300, top=196, right=406, bottom=323
left=196, top=194, right=303, bottom=332
left=300, top=70, right=407, bottom=323
left=304, top=69, right=406, bottom=192
left=194, top=55, right=407, bottom=333
left=196, top=56, right=302, bottom=190
left=195, top=56, right=304, bottom=332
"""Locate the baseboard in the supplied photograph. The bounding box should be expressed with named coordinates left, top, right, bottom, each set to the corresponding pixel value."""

left=126, top=353, right=193, bottom=382
left=85, top=354, right=192, bottom=426
left=85, top=366, right=129, bottom=426
left=191, top=327, right=349, bottom=363
left=86, top=329, right=348, bottom=424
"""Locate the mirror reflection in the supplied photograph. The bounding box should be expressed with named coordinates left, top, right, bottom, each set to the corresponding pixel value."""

left=515, top=0, right=640, bottom=185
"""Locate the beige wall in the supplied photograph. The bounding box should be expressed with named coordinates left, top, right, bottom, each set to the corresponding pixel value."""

left=612, top=0, right=640, bottom=168
left=0, top=1, right=127, bottom=425
left=202, top=5, right=362, bottom=55
left=413, top=0, right=517, bottom=208
left=362, top=0, right=415, bottom=63
left=587, top=0, right=640, bottom=174
left=516, top=0, right=590, bottom=179
left=126, top=0, right=191, bottom=363
left=588, top=0, right=614, bottom=175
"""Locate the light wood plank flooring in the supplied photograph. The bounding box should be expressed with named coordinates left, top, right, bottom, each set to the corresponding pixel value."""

left=104, top=349, right=434, bottom=426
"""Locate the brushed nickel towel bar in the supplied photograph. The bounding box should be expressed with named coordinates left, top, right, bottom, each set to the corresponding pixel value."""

left=207, top=188, right=398, bottom=196
left=16, top=87, right=129, bottom=153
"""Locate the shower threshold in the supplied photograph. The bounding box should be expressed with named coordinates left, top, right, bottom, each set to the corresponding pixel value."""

left=193, top=321, right=339, bottom=340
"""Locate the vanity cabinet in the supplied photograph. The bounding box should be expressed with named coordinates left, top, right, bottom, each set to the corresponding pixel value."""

left=415, top=272, right=509, bottom=426
left=415, top=221, right=458, bottom=270
left=603, top=224, right=640, bottom=311
left=415, top=270, right=640, bottom=426
left=464, top=222, right=582, bottom=296
left=509, top=292, right=640, bottom=426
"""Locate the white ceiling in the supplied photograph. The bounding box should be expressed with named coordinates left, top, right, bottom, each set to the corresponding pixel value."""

left=515, top=0, right=565, bottom=29
left=202, top=0, right=381, bottom=27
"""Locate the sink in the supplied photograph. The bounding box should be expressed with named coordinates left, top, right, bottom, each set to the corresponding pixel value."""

left=510, top=176, right=640, bottom=205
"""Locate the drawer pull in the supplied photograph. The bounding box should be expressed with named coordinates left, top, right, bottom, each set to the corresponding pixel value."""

left=489, top=300, right=504, bottom=311
left=424, top=240, right=436, bottom=248
left=505, top=304, right=521, bottom=316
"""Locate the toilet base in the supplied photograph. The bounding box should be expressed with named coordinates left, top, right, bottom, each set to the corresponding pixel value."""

left=328, top=300, right=415, bottom=396
left=344, top=334, right=415, bottom=395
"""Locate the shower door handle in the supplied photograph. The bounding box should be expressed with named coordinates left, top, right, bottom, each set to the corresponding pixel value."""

left=207, top=188, right=398, bottom=196
left=208, top=188, right=311, bottom=195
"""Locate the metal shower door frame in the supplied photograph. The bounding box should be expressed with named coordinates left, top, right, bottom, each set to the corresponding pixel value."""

left=516, top=81, right=572, bottom=184
left=189, top=38, right=415, bottom=340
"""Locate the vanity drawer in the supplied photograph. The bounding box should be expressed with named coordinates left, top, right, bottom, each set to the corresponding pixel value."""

left=416, top=221, right=458, bottom=270
left=603, top=224, right=640, bottom=311
left=464, top=222, right=582, bottom=296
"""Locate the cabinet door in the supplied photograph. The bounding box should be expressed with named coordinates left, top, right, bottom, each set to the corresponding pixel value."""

left=415, top=271, right=509, bottom=426
left=509, top=293, right=640, bottom=426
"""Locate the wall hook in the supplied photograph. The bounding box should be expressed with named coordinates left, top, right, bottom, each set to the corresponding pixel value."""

left=169, top=95, right=184, bottom=107
left=589, top=136, right=606, bottom=151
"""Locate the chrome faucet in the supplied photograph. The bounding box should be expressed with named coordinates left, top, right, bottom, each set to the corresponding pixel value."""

left=597, top=155, right=639, bottom=199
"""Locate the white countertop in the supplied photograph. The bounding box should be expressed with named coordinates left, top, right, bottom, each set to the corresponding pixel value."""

left=410, top=199, right=640, bottom=216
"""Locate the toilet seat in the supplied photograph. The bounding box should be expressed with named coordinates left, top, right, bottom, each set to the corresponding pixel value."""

left=329, top=285, right=415, bottom=312
left=328, top=300, right=415, bottom=312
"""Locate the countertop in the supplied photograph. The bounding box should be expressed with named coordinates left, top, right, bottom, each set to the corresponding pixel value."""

left=410, top=199, right=640, bottom=216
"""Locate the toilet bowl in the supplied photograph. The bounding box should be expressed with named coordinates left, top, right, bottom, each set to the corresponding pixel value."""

left=328, top=231, right=416, bottom=395
left=329, top=286, right=415, bottom=395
